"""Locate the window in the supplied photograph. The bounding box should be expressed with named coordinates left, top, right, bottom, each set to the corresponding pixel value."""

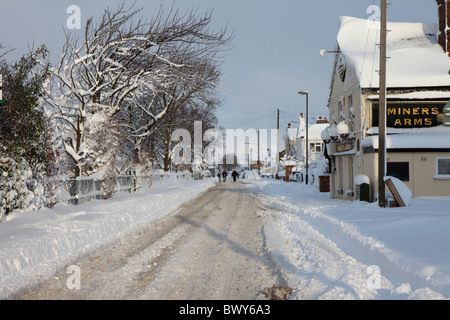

left=316, top=143, right=323, bottom=153
left=435, top=158, right=450, bottom=179
left=387, top=162, right=409, bottom=181
left=309, top=142, right=323, bottom=153
left=347, top=95, right=354, bottom=132
left=338, top=100, right=344, bottom=121
left=372, top=103, right=379, bottom=127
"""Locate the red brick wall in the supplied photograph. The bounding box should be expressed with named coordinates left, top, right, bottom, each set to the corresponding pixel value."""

left=437, top=0, right=450, bottom=56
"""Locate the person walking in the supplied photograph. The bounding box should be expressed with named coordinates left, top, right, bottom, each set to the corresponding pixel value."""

left=232, top=170, right=238, bottom=182
left=217, top=171, right=222, bottom=183
left=222, top=170, right=227, bottom=183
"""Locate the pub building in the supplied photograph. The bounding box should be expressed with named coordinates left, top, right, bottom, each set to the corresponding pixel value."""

left=325, top=4, right=450, bottom=202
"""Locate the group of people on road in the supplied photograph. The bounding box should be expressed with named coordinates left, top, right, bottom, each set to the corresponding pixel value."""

left=217, top=169, right=239, bottom=183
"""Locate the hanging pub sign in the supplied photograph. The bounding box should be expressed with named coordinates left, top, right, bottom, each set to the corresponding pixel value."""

left=336, top=140, right=354, bottom=153
left=372, top=102, right=445, bottom=128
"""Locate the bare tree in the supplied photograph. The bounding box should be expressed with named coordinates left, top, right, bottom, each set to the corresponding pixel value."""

left=114, top=6, right=231, bottom=170
left=44, top=2, right=231, bottom=178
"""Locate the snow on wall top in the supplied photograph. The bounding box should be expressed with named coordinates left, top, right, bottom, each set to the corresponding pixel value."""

left=337, top=16, right=450, bottom=89
left=362, top=132, right=450, bottom=150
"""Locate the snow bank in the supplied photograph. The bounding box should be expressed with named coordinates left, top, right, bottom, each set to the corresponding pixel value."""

left=0, top=178, right=215, bottom=299
left=249, top=179, right=450, bottom=299
left=243, top=170, right=261, bottom=180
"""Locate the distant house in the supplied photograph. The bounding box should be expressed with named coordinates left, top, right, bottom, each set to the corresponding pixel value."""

left=285, top=114, right=329, bottom=164
left=281, top=114, right=329, bottom=182
left=325, top=5, right=450, bottom=201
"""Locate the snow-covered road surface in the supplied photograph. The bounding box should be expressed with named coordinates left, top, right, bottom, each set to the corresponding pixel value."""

left=2, top=177, right=449, bottom=300
left=18, top=183, right=285, bottom=300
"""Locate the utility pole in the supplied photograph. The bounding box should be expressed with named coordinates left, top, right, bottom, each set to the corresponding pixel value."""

left=378, top=0, right=387, bottom=208
left=258, top=129, right=260, bottom=176
left=276, top=109, right=280, bottom=175
left=298, top=91, right=309, bottom=185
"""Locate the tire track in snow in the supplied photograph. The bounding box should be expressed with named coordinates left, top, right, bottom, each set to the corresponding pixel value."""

left=19, top=183, right=285, bottom=300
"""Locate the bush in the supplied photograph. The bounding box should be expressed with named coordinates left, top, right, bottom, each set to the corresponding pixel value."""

left=0, top=151, right=46, bottom=219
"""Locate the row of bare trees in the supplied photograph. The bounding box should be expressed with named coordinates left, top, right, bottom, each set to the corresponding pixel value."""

left=43, top=3, right=231, bottom=180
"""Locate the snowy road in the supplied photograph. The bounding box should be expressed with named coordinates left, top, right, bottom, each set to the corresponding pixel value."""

left=10, top=179, right=449, bottom=300
left=19, top=183, right=286, bottom=300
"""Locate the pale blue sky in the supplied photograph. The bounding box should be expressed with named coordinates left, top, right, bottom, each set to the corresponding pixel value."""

left=0, top=0, right=439, bottom=131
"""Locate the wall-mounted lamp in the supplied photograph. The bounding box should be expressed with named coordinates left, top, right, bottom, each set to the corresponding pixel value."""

left=320, top=49, right=341, bottom=57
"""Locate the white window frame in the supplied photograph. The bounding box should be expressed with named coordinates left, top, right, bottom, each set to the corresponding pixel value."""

left=434, top=157, right=450, bottom=180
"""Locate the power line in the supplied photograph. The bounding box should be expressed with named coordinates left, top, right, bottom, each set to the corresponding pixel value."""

left=234, top=110, right=277, bottom=128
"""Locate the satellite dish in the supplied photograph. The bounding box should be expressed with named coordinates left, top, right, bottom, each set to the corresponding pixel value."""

left=320, top=49, right=327, bottom=57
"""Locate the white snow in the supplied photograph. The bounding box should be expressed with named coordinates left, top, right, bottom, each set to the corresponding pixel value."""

left=336, top=121, right=350, bottom=136
left=337, top=16, right=450, bottom=89
left=362, top=132, right=450, bottom=150
left=0, top=177, right=215, bottom=299
left=242, top=170, right=261, bottom=180
left=250, top=179, right=450, bottom=299
left=1, top=177, right=450, bottom=299
left=367, top=91, right=450, bottom=100
left=384, top=176, right=413, bottom=206
left=354, top=174, right=370, bottom=185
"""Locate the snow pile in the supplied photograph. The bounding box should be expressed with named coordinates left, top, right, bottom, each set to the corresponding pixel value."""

left=242, top=170, right=261, bottom=180
left=384, top=176, right=413, bottom=206
left=0, top=178, right=215, bottom=299
left=250, top=179, right=450, bottom=299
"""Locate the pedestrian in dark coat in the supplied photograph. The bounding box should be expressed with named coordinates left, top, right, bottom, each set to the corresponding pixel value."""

left=232, top=170, right=238, bottom=182
left=217, top=172, right=222, bottom=183
left=222, top=170, right=227, bottom=183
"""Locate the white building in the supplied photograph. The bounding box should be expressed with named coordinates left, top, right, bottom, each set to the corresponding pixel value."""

left=282, top=114, right=329, bottom=182
left=285, top=114, right=329, bottom=163
left=325, top=5, right=450, bottom=201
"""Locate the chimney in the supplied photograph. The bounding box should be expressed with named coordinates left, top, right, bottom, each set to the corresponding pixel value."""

left=437, top=0, right=450, bottom=56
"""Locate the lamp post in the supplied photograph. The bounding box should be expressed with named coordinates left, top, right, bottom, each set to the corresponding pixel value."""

left=298, top=90, right=309, bottom=185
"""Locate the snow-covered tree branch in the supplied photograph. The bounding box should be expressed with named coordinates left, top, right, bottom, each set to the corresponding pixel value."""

left=44, top=2, right=231, bottom=178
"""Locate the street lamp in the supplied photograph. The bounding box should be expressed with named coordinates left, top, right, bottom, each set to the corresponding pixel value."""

left=319, top=49, right=341, bottom=57
left=298, top=90, right=309, bottom=185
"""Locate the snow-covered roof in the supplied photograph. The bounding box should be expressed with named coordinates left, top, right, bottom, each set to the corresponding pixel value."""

left=337, top=16, right=450, bottom=89
left=292, top=123, right=329, bottom=141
